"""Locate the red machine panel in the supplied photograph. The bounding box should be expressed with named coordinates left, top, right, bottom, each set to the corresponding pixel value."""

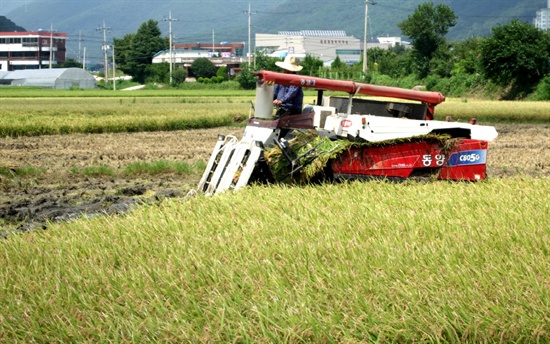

left=331, top=139, right=489, bottom=181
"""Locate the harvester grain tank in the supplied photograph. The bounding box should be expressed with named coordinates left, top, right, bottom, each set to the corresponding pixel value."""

left=197, top=71, right=498, bottom=195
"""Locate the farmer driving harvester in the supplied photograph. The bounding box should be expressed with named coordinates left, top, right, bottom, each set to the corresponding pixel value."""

left=272, top=55, right=304, bottom=117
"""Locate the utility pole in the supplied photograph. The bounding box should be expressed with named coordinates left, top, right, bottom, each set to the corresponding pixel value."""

left=78, top=30, right=82, bottom=65
left=362, top=0, right=375, bottom=75
left=97, top=20, right=111, bottom=86
left=49, top=23, right=56, bottom=69
left=244, top=3, right=257, bottom=65
left=163, top=11, right=179, bottom=85
left=112, top=45, right=116, bottom=91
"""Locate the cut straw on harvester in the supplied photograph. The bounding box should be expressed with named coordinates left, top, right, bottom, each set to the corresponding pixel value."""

left=264, top=130, right=454, bottom=184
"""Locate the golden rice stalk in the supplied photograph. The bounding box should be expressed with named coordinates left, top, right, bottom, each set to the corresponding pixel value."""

left=264, top=130, right=452, bottom=183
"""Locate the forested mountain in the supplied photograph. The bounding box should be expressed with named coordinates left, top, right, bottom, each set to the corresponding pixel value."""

left=0, top=15, right=25, bottom=32
left=2, top=0, right=547, bottom=65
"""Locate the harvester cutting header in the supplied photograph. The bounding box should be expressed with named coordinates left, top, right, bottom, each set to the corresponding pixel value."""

left=197, top=67, right=498, bottom=196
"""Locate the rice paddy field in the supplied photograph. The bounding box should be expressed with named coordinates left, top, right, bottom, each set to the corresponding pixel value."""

left=1, top=90, right=549, bottom=342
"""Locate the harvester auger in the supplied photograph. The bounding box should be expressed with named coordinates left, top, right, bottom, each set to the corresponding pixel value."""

left=196, top=70, right=498, bottom=195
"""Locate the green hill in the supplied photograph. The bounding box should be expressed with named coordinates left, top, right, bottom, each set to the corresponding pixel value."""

left=3, top=0, right=548, bottom=65
left=0, top=15, right=26, bottom=32
left=249, top=0, right=547, bottom=40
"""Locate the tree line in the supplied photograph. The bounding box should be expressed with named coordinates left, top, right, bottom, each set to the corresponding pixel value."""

left=111, top=3, right=550, bottom=100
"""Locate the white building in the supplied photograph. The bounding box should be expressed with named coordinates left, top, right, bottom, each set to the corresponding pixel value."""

left=152, top=49, right=245, bottom=76
left=152, top=49, right=245, bottom=66
left=153, top=49, right=218, bottom=64
left=255, top=30, right=408, bottom=65
left=376, top=36, right=403, bottom=46
left=534, top=0, right=550, bottom=31
left=256, top=30, right=362, bottom=64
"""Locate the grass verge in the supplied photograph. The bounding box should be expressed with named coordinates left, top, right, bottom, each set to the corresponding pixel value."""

left=1, top=161, right=206, bottom=180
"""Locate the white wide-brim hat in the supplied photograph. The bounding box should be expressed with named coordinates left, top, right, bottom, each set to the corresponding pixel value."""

left=275, top=55, right=303, bottom=72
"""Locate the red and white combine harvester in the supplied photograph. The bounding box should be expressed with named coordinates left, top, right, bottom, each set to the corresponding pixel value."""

left=197, top=70, right=498, bottom=195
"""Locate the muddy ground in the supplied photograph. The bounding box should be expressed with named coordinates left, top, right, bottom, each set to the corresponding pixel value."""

left=1, top=124, right=548, bottom=234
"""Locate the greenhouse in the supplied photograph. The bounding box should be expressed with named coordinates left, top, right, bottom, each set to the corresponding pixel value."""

left=0, top=68, right=96, bottom=89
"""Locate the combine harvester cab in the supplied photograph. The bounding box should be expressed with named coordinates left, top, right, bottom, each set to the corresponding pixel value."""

left=197, top=71, right=498, bottom=195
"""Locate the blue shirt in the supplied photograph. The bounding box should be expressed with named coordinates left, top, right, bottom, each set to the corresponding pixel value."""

left=274, top=84, right=303, bottom=111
